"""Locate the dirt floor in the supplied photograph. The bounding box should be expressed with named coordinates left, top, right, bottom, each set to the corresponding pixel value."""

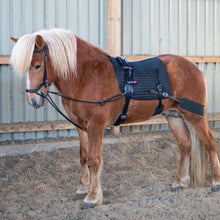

left=1, top=131, right=220, bottom=220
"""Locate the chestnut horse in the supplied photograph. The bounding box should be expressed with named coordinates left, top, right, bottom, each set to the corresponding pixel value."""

left=10, top=29, right=220, bottom=208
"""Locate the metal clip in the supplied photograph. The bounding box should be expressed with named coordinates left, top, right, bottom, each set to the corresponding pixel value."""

left=157, top=84, right=162, bottom=92
left=162, top=92, right=168, bottom=97
left=127, top=81, right=137, bottom=84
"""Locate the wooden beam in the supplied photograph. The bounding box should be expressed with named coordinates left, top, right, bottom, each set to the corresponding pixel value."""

left=183, top=56, right=220, bottom=63
left=121, top=113, right=220, bottom=127
left=1, top=113, right=220, bottom=134
left=0, top=120, right=76, bottom=134
left=108, top=0, right=121, bottom=56
left=125, top=56, right=220, bottom=63
left=2, top=55, right=220, bottom=66
left=108, top=0, right=121, bottom=135
left=0, top=56, right=10, bottom=65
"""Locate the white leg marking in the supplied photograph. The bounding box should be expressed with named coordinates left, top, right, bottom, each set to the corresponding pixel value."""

left=172, top=157, right=190, bottom=188
left=181, top=157, right=190, bottom=187
left=83, top=160, right=103, bottom=205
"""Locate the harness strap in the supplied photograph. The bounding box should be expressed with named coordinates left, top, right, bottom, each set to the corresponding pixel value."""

left=114, top=95, right=130, bottom=126
left=114, top=57, right=135, bottom=126
left=153, top=66, right=164, bottom=116
left=47, top=91, right=126, bottom=106
left=46, top=93, right=84, bottom=130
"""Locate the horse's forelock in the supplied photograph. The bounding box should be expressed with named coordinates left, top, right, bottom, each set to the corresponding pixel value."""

left=10, top=29, right=77, bottom=78
left=10, top=34, right=36, bottom=75
left=35, top=29, right=77, bottom=78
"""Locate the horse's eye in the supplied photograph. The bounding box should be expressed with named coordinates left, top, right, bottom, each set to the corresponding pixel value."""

left=35, top=65, right=41, bottom=70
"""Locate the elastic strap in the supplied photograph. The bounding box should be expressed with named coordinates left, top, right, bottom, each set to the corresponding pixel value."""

left=113, top=95, right=130, bottom=126
left=113, top=57, right=134, bottom=126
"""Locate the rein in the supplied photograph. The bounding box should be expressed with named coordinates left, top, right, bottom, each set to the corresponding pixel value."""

left=26, top=46, right=127, bottom=130
left=47, top=91, right=126, bottom=107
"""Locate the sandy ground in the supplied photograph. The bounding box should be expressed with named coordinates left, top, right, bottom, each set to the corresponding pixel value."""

left=1, top=132, right=220, bottom=220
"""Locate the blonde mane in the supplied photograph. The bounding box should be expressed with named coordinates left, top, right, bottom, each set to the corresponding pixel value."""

left=10, top=29, right=77, bottom=78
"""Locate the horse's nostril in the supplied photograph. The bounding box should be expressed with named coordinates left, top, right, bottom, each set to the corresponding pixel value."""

left=29, top=97, right=44, bottom=109
left=31, top=98, right=36, bottom=107
left=30, top=98, right=40, bottom=108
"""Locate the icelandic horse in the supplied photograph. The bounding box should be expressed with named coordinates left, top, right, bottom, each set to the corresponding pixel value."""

left=10, top=29, right=220, bottom=208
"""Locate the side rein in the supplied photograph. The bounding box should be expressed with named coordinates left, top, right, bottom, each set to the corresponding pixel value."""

left=26, top=46, right=127, bottom=130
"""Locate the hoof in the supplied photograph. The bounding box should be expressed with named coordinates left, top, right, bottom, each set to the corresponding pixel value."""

left=75, top=192, right=87, bottom=200
left=80, top=201, right=96, bottom=209
left=81, top=187, right=103, bottom=208
left=211, top=185, right=220, bottom=192
left=171, top=186, right=183, bottom=192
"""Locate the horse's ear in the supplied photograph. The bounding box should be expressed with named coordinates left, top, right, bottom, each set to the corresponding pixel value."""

left=11, top=37, right=18, bottom=43
left=35, top=35, right=44, bottom=50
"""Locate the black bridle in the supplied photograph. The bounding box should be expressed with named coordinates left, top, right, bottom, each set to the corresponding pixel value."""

left=26, top=46, right=51, bottom=93
left=26, top=46, right=127, bottom=130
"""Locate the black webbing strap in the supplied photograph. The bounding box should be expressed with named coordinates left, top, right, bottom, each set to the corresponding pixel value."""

left=113, top=95, right=130, bottom=126
left=153, top=66, right=164, bottom=116
left=150, top=90, right=205, bottom=116
left=114, top=57, right=133, bottom=126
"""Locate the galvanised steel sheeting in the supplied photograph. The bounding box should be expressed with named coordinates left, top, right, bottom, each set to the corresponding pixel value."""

left=1, top=0, right=220, bottom=141
left=122, top=0, right=220, bottom=116
left=122, top=0, right=220, bottom=56
left=0, top=0, right=108, bottom=141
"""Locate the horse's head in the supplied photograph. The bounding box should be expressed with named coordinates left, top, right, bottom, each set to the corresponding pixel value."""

left=10, top=29, right=77, bottom=109
left=11, top=35, right=56, bottom=108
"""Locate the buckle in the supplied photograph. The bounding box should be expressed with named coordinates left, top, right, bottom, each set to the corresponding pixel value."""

left=43, top=87, right=49, bottom=95
left=123, top=66, right=132, bottom=70
left=157, top=84, right=162, bottom=92
left=127, top=80, right=137, bottom=84
left=120, top=114, right=127, bottom=121
left=162, top=92, right=168, bottom=97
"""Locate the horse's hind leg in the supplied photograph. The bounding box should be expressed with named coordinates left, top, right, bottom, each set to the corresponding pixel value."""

left=164, top=110, right=191, bottom=191
left=76, top=129, right=90, bottom=200
left=184, top=114, right=220, bottom=191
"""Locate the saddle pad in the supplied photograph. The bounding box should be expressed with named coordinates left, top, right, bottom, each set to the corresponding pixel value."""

left=108, top=56, right=172, bottom=100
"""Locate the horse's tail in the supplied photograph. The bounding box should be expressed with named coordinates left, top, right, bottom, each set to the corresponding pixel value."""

left=187, top=120, right=208, bottom=185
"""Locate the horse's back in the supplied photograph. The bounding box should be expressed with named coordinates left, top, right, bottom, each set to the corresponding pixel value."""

left=157, top=54, right=204, bottom=77
left=158, top=54, right=206, bottom=104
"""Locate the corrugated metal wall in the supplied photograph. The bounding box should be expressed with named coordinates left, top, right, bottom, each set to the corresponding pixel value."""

left=0, top=0, right=108, bottom=141
left=1, top=0, right=220, bottom=141
left=121, top=0, right=220, bottom=116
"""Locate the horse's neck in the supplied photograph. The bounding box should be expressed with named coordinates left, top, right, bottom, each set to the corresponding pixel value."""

left=54, top=37, right=110, bottom=97
left=76, top=36, right=109, bottom=72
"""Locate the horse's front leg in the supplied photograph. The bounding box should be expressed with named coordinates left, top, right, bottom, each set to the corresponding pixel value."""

left=76, top=129, right=90, bottom=199
left=83, top=122, right=105, bottom=208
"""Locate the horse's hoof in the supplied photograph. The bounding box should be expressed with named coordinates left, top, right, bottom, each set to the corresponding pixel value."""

left=211, top=185, right=220, bottom=192
left=171, top=186, right=183, bottom=192
left=80, top=201, right=96, bottom=209
left=75, top=192, right=87, bottom=200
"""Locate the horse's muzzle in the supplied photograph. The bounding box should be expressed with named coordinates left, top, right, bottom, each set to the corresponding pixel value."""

left=28, top=94, right=45, bottom=109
